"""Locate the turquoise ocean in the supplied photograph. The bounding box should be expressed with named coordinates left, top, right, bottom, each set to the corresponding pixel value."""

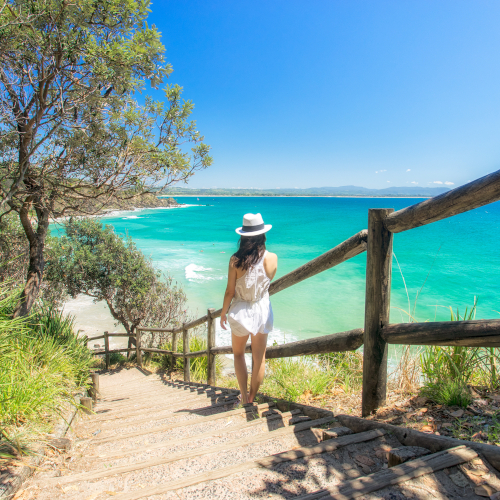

left=56, top=197, right=500, bottom=350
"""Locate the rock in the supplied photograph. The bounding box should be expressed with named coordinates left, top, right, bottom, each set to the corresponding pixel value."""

left=474, top=484, right=496, bottom=497
left=49, top=437, right=72, bottom=452
left=449, top=471, right=469, bottom=488
left=450, top=409, right=464, bottom=418
left=322, top=426, right=353, bottom=441
left=387, top=446, right=431, bottom=468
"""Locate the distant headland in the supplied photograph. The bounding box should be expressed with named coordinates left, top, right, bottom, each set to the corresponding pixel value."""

left=159, top=185, right=450, bottom=198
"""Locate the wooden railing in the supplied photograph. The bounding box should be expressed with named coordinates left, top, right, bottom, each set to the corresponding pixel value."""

left=87, top=168, right=500, bottom=416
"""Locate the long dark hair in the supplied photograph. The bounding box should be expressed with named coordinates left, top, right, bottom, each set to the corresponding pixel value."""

left=232, top=234, right=266, bottom=270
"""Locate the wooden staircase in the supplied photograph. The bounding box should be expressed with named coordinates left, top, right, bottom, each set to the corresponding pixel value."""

left=23, top=370, right=500, bottom=499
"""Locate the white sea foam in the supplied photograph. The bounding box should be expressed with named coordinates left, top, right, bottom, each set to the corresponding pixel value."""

left=122, top=215, right=143, bottom=219
left=185, top=263, right=224, bottom=281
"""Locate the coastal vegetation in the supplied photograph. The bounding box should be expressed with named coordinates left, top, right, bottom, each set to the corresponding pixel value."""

left=0, top=0, right=212, bottom=317
left=45, top=218, right=188, bottom=339
left=0, top=285, right=94, bottom=459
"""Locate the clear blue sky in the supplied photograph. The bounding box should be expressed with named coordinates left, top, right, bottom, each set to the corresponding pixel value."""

left=148, top=0, right=500, bottom=189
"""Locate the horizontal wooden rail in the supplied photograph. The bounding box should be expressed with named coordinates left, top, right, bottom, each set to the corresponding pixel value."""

left=269, top=230, right=368, bottom=295
left=381, top=319, right=500, bottom=347
left=94, top=348, right=135, bottom=354
left=86, top=335, right=105, bottom=341
left=105, top=332, right=134, bottom=337
left=172, top=314, right=209, bottom=334
left=141, top=347, right=173, bottom=354
left=136, top=327, right=175, bottom=333
left=191, top=328, right=364, bottom=357
left=172, top=349, right=207, bottom=359
left=384, top=168, right=500, bottom=233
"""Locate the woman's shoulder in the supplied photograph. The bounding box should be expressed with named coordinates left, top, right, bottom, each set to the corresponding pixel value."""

left=264, top=251, right=278, bottom=261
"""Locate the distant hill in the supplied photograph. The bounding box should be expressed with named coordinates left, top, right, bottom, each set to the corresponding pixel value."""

left=159, top=185, right=450, bottom=198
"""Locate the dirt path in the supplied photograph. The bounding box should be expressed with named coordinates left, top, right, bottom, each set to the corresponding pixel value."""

left=14, top=368, right=500, bottom=499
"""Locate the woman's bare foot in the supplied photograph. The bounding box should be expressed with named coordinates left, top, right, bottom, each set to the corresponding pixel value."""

left=240, top=391, right=250, bottom=405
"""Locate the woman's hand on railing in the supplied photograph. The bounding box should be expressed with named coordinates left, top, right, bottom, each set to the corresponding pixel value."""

left=220, top=313, right=228, bottom=330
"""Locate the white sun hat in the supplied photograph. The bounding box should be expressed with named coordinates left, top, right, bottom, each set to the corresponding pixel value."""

left=235, top=213, right=272, bottom=236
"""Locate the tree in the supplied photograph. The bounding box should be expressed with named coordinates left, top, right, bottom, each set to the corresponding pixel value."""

left=45, top=218, right=187, bottom=339
left=0, top=1, right=212, bottom=316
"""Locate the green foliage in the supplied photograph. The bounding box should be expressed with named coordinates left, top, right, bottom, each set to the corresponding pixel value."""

left=421, top=380, right=472, bottom=407
left=420, top=299, right=500, bottom=406
left=0, top=0, right=211, bottom=316
left=0, top=284, right=94, bottom=456
left=159, top=333, right=223, bottom=382
left=45, top=218, right=186, bottom=335
left=317, top=351, right=363, bottom=393
left=260, top=357, right=333, bottom=403
left=109, top=352, right=128, bottom=365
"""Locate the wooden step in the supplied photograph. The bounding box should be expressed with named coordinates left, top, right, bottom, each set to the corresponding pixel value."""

left=50, top=416, right=336, bottom=485
left=90, top=409, right=302, bottom=461
left=95, top=388, right=228, bottom=410
left=93, top=397, right=240, bottom=431
left=108, top=429, right=387, bottom=500
left=296, top=445, right=478, bottom=499
left=89, top=402, right=275, bottom=445
left=92, top=393, right=237, bottom=417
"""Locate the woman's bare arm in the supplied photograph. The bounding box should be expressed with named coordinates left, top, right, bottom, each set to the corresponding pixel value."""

left=220, top=258, right=237, bottom=330
left=264, top=252, right=278, bottom=280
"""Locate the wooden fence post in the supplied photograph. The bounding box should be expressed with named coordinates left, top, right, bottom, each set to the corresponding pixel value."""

left=171, top=332, right=178, bottom=372
left=183, top=324, right=190, bottom=382
left=104, top=331, right=110, bottom=370
left=362, top=208, right=394, bottom=417
left=136, top=329, right=142, bottom=368
left=80, top=396, right=93, bottom=414
left=207, top=308, right=216, bottom=386
left=89, top=373, right=100, bottom=402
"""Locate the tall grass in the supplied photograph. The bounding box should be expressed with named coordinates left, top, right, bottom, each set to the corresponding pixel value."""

left=0, top=285, right=94, bottom=459
left=420, top=299, right=500, bottom=406
left=158, top=333, right=223, bottom=382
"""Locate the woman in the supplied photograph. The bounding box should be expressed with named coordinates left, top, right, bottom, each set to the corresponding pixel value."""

left=220, top=213, right=278, bottom=404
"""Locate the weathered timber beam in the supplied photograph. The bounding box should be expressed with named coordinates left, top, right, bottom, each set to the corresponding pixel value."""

left=384, top=168, right=500, bottom=233
left=210, top=328, right=364, bottom=357
left=105, top=332, right=134, bottom=337
left=172, top=314, right=209, bottom=334
left=204, top=231, right=368, bottom=322
left=270, top=230, right=368, bottom=295
left=173, top=349, right=207, bottom=359
left=136, top=327, right=175, bottom=333
left=140, top=348, right=173, bottom=355
left=381, top=319, right=500, bottom=346
left=86, top=335, right=105, bottom=341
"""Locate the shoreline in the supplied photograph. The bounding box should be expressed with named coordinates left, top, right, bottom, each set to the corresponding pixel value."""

left=50, top=203, right=200, bottom=223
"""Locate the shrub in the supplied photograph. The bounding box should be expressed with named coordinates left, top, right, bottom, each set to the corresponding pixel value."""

left=260, top=356, right=333, bottom=402
left=0, top=284, right=94, bottom=457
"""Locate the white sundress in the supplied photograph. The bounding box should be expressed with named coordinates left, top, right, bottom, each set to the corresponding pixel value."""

left=228, top=250, right=274, bottom=337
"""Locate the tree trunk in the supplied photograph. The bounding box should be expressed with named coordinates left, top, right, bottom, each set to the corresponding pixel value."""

left=13, top=198, right=50, bottom=317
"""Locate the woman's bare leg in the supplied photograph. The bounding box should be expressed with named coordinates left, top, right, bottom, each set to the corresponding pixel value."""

left=232, top=333, right=250, bottom=404
left=248, top=333, right=268, bottom=404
